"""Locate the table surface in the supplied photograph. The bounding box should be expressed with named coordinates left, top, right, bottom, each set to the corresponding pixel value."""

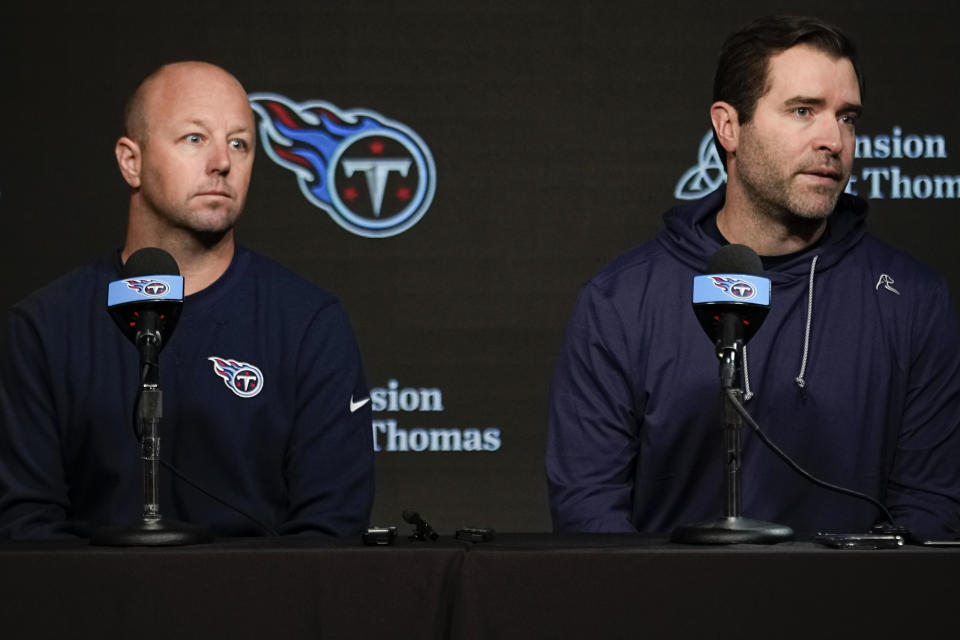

left=1, top=534, right=956, bottom=639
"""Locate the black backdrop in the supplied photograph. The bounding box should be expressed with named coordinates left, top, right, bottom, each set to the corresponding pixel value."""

left=2, top=1, right=958, bottom=533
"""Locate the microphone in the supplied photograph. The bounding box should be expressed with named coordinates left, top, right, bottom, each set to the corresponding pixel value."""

left=692, top=244, right=770, bottom=388
left=107, top=248, right=184, bottom=355
left=671, top=244, right=794, bottom=544
left=685, top=246, right=900, bottom=541
left=94, top=248, right=214, bottom=546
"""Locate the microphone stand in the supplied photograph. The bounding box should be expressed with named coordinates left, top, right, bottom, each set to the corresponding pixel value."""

left=671, top=320, right=793, bottom=545
left=91, top=329, right=212, bottom=546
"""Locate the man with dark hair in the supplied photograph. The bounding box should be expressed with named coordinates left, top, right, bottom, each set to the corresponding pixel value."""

left=547, top=16, right=960, bottom=537
left=711, top=16, right=864, bottom=165
left=0, top=62, right=375, bottom=539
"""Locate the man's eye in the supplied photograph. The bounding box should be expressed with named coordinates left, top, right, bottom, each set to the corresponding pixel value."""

left=230, top=139, right=248, bottom=150
left=794, top=107, right=810, bottom=117
left=186, top=134, right=203, bottom=144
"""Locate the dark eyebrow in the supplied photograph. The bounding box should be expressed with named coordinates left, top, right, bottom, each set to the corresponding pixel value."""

left=840, top=102, right=863, bottom=117
left=784, top=96, right=826, bottom=108
left=785, top=96, right=862, bottom=116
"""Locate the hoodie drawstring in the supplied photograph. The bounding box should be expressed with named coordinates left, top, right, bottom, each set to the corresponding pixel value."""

left=741, top=254, right=819, bottom=400
left=742, top=346, right=754, bottom=401
left=794, top=255, right=819, bottom=390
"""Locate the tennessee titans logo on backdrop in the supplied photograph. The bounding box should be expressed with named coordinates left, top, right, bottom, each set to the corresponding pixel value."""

left=125, top=279, right=170, bottom=297
left=249, top=93, right=436, bottom=238
left=208, top=357, right=264, bottom=398
left=711, top=276, right=757, bottom=300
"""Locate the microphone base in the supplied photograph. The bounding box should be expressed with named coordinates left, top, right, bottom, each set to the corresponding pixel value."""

left=90, top=518, right=214, bottom=547
left=670, top=516, right=794, bottom=545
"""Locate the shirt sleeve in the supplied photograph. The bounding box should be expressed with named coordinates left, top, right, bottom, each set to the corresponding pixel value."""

left=0, top=306, right=77, bottom=539
left=886, top=280, right=960, bottom=538
left=278, top=301, right=374, bottom=536
left=546, top=282, right=641, bottom=533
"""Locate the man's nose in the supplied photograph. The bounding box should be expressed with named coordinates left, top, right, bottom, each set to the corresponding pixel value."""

left=207, top=141, right=231, bottom=175
left=814, top=117, right=845, bottom=155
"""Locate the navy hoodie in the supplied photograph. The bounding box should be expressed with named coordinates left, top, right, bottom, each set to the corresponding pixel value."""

left=0, top=247, right=374, bottom=539
left=547, top=187, right=960, bottom=537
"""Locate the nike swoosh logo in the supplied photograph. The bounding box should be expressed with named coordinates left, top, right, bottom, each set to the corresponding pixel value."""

left=350, top=396, right=371, bottom=413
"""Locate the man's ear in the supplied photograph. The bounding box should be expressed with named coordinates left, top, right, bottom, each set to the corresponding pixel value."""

left=710, top=101, right=740, bottom=156
left=115, top=136, right=142, bottom=188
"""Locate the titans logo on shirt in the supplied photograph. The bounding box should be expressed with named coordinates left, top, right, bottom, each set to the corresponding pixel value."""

left=208, top=356, right=264, bottom=398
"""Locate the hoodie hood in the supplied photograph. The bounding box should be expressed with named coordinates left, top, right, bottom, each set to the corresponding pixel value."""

left=657, top=186, right=870, bottom=284
left=656, top=185, right=870, bottom=398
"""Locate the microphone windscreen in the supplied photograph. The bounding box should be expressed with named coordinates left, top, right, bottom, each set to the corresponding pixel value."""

left=122, top=247, right=180, bottom=278
left=707, top=244, right=763, bottom=276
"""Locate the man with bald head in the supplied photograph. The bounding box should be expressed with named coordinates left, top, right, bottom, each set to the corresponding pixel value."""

left=0, top=62, right=375, bottom=539
left=117, top=62, right=254, bottom=292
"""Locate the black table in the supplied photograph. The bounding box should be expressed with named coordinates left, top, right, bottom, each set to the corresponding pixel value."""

left=1, top=534, right=955, bottom=639
left=451, top=534, right=957, bottom=639
left=0, top=536, right=464, bottom=639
